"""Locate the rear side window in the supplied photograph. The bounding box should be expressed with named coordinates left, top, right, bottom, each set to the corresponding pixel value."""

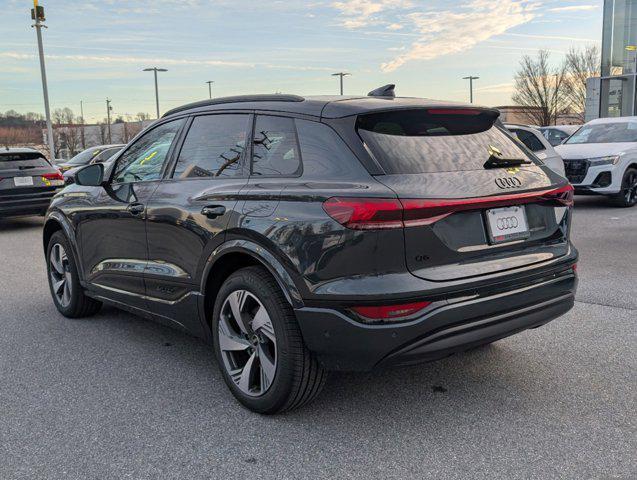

left=174, top=114, right=250, bottom=179
left=251, top=116, right=301, bottom=176
left=509, top=128, right=545, bottom=152
left=357, top=109, right=532, bottom=174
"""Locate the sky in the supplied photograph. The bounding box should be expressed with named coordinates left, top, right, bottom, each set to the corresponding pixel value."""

left=1, top=0, right=603, bottom=123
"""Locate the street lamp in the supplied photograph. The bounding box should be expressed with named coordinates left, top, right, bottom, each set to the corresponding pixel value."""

left=143, top=67, right=167, bottom=118
left=31, top=1, right=55, bottom=161
left=332, top=72, right=351, bottom=95
left=462, top=76, right=479, bottom=103
left=206, top=80, right=214, bottom=99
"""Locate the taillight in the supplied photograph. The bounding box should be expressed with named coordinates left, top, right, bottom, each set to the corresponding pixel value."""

left=41, top=171, right=64, bottom=187
left=322, top=197, right=403, bottom=230
left=323, top=185, right=574, bottom=230
left=351, top=301, right=432, bottom=321
left=42, top=172, right=64, bottom=181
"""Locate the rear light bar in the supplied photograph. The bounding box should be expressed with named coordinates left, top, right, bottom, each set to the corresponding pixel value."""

left=351, top=301, right=432, bottom=321
left=427, top=108, right=483, bottom=116
left=323, top=184, right=573, bottom=230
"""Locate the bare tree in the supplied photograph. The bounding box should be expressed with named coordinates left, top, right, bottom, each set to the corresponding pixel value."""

left=512, top=50, right=568, bottom=126
left=122, top=121, right=143, bottom=143
left=135, top=112, right=151, bottom=122
left=562, top=45, right=600, bottom=122
left=53, top=108, right=82, bottom=157
left=98, top=122, right=109, bottom=144
left=0, top=127, right=39, bottom=148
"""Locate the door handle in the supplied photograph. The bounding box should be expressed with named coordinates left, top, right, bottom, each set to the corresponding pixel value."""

left=201, top=205, right=226, bottom=218
left=127, top=203, right=145, bottom=215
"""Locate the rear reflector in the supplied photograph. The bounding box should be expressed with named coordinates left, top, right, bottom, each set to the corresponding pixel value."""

left=323, top=185, right=574, bottom=230
left=351, top=301, right=432, bottom=321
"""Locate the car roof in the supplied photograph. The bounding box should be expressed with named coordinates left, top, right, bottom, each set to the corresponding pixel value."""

left=162, top=94, right=498, bottom=120
left=0, top=147, right=43, bottom=155
left=587, top=116, right=637, bottom=125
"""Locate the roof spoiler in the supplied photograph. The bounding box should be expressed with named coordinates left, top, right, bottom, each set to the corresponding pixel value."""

left=368, top=84, right=395, bottom=98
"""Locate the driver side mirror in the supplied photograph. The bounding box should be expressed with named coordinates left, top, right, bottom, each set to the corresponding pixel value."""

left=75, top=163, right=105, bottom=187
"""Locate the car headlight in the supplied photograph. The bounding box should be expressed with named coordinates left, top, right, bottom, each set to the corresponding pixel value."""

left=588, top=155, right=620, bottom=166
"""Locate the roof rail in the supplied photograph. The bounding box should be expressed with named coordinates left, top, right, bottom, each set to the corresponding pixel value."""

left=162, top=94, right=305, bottom=117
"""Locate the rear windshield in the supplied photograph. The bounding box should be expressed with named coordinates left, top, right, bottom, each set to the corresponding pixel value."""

left=0, top=152, right=49, bottom=169
left=67, top=147, right=102, bottom=166
left=357, top=109, right=533, bottom=174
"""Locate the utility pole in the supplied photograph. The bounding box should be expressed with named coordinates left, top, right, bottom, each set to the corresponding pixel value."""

left=462, top=76, right=480, bottom=103
left=332, top=72, right=351, bottom=95
left=106, top=98, right=112, bottom=144
left=143, top=67, right=167, bottom=118
left=31, top=1, right=55, bottom=162
left=206, top=80, right=214, bottom=99
left=79, top=100, right=85, bottom=149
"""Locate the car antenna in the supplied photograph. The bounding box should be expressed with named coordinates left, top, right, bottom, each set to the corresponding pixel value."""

left=368, top=84, right=396, bottom=98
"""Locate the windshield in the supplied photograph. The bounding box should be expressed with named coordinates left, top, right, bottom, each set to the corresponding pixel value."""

left=565, top=122, right=637, bottom=144
left=357, top=109, right=533, bottom=174
left=67, top=147, right=102, bottom=166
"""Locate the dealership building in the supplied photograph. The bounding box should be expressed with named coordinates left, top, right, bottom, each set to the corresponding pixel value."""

left=588, top=0, right=637, bottom=119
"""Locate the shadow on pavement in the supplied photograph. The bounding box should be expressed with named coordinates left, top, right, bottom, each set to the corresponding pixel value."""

left=0, top=216, right=45, bottom=232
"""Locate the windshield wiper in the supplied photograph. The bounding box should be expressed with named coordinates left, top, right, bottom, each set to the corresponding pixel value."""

left=483, top=154, right=532, bottom=169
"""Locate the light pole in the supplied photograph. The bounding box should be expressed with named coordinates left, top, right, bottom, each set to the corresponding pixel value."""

left=31, top=1, right=55, bottom=161
left=106, top=98, right=112, bottom=144
left=462, top=76, right=480, bottom=103
left=143, top=67, right=167, bottom=118
left=206, top=80, right=214, bottom=99
left=332, top=72, right=351, bottom=95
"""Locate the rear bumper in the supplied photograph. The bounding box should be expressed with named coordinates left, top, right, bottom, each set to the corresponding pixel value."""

left=0, top=191, right=58, bottom=217
left=295, top=272, right=577, bottom=371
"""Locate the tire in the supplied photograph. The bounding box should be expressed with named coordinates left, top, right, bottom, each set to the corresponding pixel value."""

left=46, top=231, right=102, bottom=318
left=212, top=266, right=326, bottom=414
left=611, top=168, right=637, bottom=207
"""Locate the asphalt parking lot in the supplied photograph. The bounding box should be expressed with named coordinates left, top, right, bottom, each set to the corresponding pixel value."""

left=0, top=196, right=635, bottom=480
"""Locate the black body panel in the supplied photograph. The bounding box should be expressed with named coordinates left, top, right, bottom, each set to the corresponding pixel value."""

left=44, top=95, right=577, bottom=372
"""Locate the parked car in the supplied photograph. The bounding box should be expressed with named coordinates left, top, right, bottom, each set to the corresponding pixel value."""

left=555, top=116, right=637, bottom=207
left=0, top=147, right=64, bottom=218
left=505, top=123, right=566, bottom=176
left=56, top=145, right=124, bottom=173
left=538, top=125, right=580, bottom=146
left=43, top=89, right=577, bottom=413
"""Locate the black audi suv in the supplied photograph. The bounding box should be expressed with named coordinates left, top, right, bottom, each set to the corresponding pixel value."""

left=43, top=87, right=578, bottom=413
left=1, top=147, right=64, bottom=218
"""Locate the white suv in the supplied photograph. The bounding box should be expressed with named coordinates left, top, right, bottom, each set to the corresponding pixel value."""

left=555, top=117, right=637, bottom=207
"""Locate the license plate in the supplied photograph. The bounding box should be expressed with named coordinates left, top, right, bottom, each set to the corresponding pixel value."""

left=14, top=176, right=34, bottom=187
left=485, top=206, right=530, bottom=244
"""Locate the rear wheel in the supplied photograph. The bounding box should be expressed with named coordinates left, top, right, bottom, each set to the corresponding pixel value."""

left=46, top=231, right=102, bottom=318
left=611, top=168, right=637, bottom=207
left=212, top=266, right=326, bottom=414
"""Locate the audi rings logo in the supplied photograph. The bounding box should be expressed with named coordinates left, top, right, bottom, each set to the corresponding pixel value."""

left=495, top=177, right=522, bottom=189
left=496, top=216, right=519, bottom=230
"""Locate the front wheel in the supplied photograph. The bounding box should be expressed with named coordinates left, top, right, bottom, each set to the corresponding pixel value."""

left=212, top=266, right=326, bottom=414
left=611, top=168, right=637, bottom=207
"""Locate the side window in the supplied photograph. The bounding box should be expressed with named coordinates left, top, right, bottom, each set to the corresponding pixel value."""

left=173, top=114, right=250, bottom=179
left=113, top=119, right=184, bottom=184
left=92, top=147, right=120, bottom=164
left=252, top=116, right=301, bottom=176
left=510, top=129, right=545, bottom=152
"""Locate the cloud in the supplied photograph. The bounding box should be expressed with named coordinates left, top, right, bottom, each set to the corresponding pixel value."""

left=548, top=5, right=598, bottom=13
left=331, top=0, right=413, bottom=29
left=381, top=0, right=538, bottom=72
left=0, top=52, right=335, bottom=72
left=387, top=23, right=404, bottom=30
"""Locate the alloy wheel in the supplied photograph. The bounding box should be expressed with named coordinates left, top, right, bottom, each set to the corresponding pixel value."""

left=49, top=243, right=72, bottom=308
left=623, top=170, right=637, bottom=205
left=218, top=290, right=277, bottom=397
